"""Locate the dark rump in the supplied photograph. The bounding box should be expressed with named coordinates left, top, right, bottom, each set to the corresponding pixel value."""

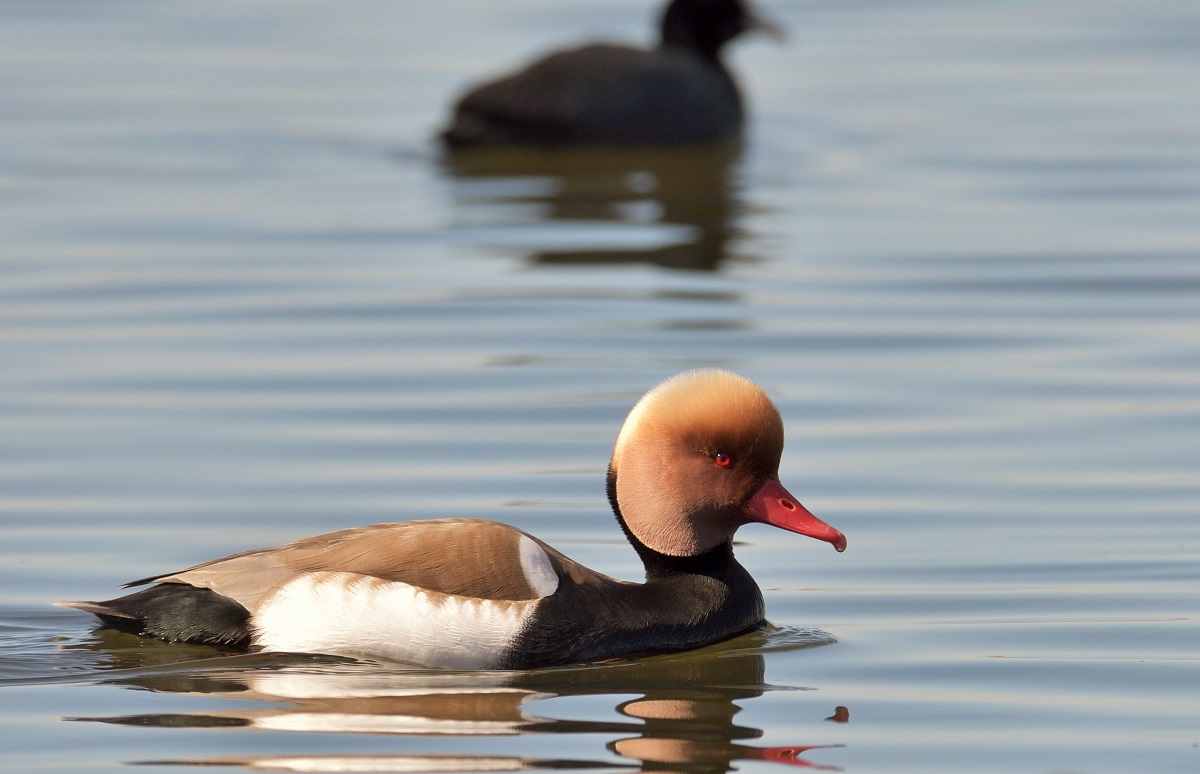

left=61, top=584, right=252, bottom=649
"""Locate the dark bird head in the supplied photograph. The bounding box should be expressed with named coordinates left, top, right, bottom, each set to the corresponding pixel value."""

left=660, top=0, right=783, bottom=61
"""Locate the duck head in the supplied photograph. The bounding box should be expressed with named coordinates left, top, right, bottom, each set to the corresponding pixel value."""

left=660, top=0, right=784, bottom=61
left=608, top=370, right=846, bottom=559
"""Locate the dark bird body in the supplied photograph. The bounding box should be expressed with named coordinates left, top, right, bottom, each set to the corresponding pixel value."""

left=441, top=0, right=781, bottom=148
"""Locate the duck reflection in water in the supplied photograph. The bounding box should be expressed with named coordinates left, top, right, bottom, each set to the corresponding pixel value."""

left=67, top=628, right=846, bottom=772
left=442, top=144, right=744, bottom=272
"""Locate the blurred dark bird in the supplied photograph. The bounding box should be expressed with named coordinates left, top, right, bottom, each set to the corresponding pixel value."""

left=440, top=0, right=782, bottom=148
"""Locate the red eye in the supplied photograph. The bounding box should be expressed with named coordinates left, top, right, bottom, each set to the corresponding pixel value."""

left=714, top=452, right=732, bottom=468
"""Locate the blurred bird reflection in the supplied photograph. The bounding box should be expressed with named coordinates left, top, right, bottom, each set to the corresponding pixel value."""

left=442, top=144, right=744, bottom=272
left=67, top=627, right=845, bottom=772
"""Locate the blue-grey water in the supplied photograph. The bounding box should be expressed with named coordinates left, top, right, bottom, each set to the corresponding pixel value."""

left=2, top=1, right=1198, bottom=772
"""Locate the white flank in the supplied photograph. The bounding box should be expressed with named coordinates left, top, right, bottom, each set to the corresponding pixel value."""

left=517, top=535, right=559, bottom=598
left=253, top=572, right=534, bottom=669
left=227, top=756, right=528, bottom=773
left=250, top=712, right=527, bottom=735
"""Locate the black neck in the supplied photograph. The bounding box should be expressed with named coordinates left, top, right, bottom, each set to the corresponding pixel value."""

left=606, top=465, right=739, bottom=580
left=658, top=0, right=740, bottom=63
left=503, top=466, right=765, bottom=667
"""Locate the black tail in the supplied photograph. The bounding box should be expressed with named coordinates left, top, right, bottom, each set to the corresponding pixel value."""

left=59, top=584, right=252, bottom=649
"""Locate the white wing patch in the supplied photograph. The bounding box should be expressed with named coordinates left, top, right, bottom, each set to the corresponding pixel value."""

left=252, top=572, right=535, bottom=669
left=517, top=535, right=559, bottom=599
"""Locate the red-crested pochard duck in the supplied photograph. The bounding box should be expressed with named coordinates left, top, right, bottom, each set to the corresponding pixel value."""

left=440, top=0, right=782, bottom=148
left=61, top=370, right=845, bottom=669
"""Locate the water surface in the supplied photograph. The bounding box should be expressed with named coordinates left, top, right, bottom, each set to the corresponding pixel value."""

left=1, top=1, right=1198, bottom=772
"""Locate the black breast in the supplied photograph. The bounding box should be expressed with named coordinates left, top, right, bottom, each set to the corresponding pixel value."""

left=501, top=544, right=765, bottom=669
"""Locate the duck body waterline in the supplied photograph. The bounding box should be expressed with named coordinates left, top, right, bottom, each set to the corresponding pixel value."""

left=61, top=370, right=846, bottom=669
left=440, top=0, right=781, bottom=148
